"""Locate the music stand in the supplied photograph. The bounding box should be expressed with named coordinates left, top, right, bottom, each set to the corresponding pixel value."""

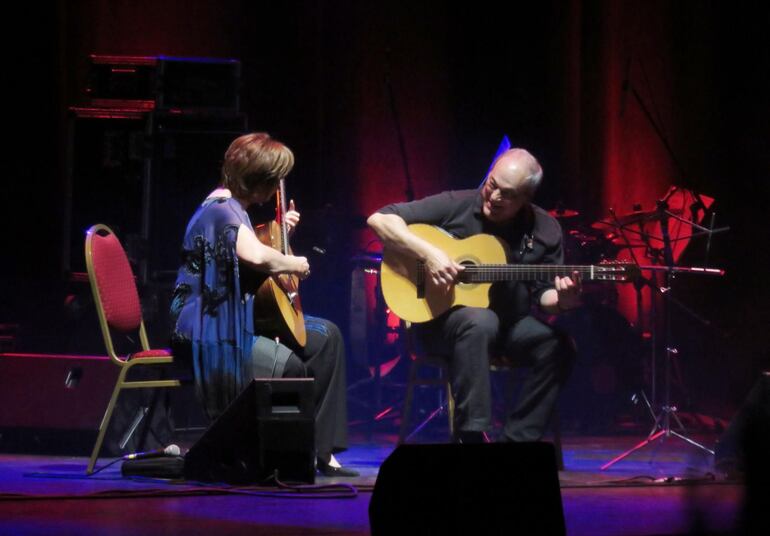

left=599, top=188, right=728, bottom=470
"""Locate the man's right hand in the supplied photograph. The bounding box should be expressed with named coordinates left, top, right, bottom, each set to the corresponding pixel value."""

left=366, top=212, right=463, bottom=291
left=424, top=246, right=464, bottom=290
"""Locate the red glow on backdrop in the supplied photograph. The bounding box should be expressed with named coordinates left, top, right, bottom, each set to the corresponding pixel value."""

left=349, top=9, right=452, bottom=254
left=576, top=3, right=690, bottom=326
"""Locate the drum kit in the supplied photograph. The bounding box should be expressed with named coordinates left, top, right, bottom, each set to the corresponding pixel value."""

left=549, top=203, right=672, bottom=266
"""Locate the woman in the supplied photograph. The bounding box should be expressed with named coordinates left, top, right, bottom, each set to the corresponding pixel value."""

left=170, top=132, right=356, bottom=477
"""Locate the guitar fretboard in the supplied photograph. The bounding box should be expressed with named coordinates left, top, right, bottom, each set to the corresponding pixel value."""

left=417, top=264, right=629, bottom=284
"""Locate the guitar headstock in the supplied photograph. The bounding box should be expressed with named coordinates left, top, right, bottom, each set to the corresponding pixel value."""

left=593, top=261, right=640, bottom=282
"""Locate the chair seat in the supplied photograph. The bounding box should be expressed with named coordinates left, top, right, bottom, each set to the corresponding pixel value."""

left=415, top=353, right=512, bottom=368
left=490, top=355, right=515, bottom=368
left=130, top=348, right=172, bottom=359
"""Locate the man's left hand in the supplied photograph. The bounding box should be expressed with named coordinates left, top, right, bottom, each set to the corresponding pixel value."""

left=554, top=270, right=582, bottom=311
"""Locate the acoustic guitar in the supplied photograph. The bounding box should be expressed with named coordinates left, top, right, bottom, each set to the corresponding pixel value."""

left=380, top=224, right=638, bottom=323
left=253, top=179, right=306, bottom=349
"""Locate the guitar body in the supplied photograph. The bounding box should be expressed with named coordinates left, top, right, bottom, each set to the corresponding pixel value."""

left=381, top=224, right=509, bottom=323
left=253, top=220, right=307, bottom=349
left=381, top=224, right=635, bottom=323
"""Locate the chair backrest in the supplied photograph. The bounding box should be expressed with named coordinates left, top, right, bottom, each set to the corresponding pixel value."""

left=85, top=224, right=145, bottom=359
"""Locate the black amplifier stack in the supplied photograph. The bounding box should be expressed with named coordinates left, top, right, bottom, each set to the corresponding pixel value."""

left=63, top=55, right=248, bottom=284
left=86, top=55, right=242, bottom=113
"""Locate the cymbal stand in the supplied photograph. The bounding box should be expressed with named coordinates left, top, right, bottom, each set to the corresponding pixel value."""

left=602, top=198, right=727, bottom=470
left=607, top=206, right=661, bottom=408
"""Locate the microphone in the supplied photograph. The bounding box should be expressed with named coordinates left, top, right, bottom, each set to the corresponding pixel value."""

left=523, top=234, right=534, bottom=252
left=620, top=55, right=632, bottom=117
left=123, top=444, right=181, bottom=460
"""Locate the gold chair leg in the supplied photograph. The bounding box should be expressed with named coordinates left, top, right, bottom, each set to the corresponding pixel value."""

left=445, top=377, right=455, bottom=438
left=398, top=360, right=419, bottom=444
left=87, top=367, right=128, bottom=474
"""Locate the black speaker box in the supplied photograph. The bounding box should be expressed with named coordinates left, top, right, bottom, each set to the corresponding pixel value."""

left=63, top=106, right=246, bottom=278
left=184, top=378, right=315, bottom=485
left=63, top=107, right=148, bottom=275
left=715, top=372, right=770, bottom=533
left=149, top=120, right=245, bottom=275
left=369, top=442, right=565, bottom=536
left=716, top=371, right=770, bottom=471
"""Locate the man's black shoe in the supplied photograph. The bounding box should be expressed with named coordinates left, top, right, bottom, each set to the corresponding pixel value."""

left=455, top=431, right=489, bottom=444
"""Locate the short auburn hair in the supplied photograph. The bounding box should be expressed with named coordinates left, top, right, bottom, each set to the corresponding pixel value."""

left=220, top=132, right=295, bottom=199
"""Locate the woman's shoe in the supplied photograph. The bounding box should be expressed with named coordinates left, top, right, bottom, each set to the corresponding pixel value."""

left=317, top=458, right=360, bottom=477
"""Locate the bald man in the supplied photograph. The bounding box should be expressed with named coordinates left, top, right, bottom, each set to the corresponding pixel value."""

left=368, top=149, right=579, bottom=443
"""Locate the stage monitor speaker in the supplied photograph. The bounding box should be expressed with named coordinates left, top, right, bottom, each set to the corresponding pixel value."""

left=715, top=372, right=770, bottom=534
left=369, top=442, right=565, bottom=536
left=716, top=371, right=770, bottom=471
left=184, top=378, right=315, bottom=485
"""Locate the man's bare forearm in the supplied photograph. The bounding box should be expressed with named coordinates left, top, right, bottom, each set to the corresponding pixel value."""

left=367, top=212, right=434, bottom=261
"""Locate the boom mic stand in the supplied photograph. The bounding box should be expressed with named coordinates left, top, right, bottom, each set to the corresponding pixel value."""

left=601, top=195, right=728, bottom=470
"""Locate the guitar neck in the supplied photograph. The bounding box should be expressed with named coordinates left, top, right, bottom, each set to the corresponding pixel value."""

left=276, top=179, right=290, bottom=255
left=423, top=264, right=626, bottom=283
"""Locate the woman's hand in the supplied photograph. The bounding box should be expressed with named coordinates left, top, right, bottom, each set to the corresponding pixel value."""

left=285, top=199, right=300, bottom=236
left=288, top=255, right=311, bottom=279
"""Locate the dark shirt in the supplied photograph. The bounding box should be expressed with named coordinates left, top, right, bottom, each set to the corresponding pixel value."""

left=378, top=189, right=564, bottom=322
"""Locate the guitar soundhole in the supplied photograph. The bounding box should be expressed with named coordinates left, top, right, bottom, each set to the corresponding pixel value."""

left=457, top=259, right=478, bottom=285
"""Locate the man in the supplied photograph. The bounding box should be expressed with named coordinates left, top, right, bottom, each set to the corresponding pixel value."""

left=367, top=148, right=580, bottom=443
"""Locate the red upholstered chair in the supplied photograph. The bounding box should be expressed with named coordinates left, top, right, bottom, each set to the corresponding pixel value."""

left=84, top=224, right=181, bottom=474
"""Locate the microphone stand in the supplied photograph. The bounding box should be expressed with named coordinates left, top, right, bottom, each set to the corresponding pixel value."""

left=383, top=48, right=415, bottom=202
left=609, top=207, right=660, bottom=406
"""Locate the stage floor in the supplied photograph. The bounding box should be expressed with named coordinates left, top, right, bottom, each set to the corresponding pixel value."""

left=0, top=432, right=747, bottom=535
